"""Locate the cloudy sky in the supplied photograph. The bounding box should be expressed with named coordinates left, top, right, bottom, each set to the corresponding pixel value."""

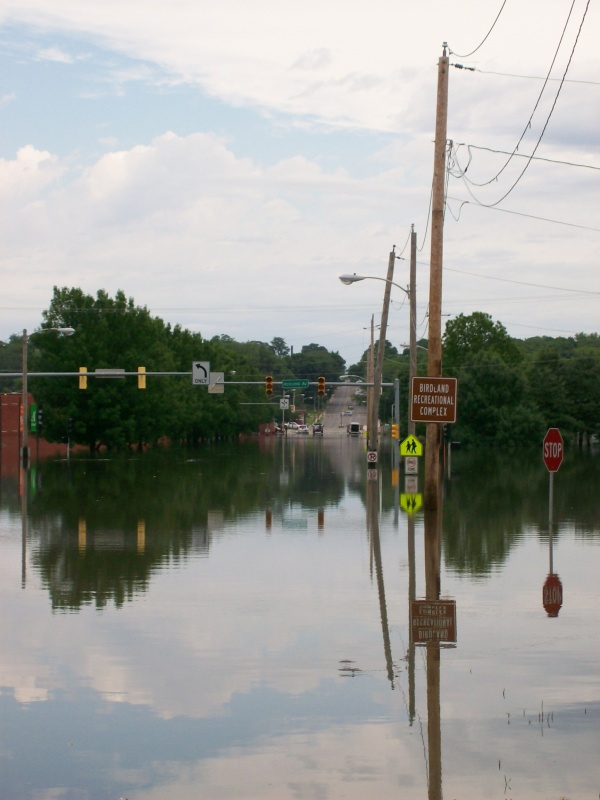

left=0, top=0, right=598, bottom=367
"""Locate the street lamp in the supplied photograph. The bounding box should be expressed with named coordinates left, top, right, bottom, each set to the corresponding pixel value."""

left=339, top=273, right=409, bottom=297
left=339, top=250, right=398, bottom=454
left=22, top=326, right=75, bottom=465
left=339, top=256, right=417, bottom=439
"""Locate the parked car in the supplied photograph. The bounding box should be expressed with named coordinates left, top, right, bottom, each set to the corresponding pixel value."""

left=312, top=423, right=324, bottom=435
left=297, top=424, right=309, bottom=434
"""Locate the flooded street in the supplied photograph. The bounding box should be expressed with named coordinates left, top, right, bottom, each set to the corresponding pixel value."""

left=1, top=437, right=598, bottom=799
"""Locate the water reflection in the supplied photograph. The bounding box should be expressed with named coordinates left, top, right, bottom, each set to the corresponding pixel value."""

left=18, top=440, right=350, bottom=609
left=1, top=440, right=598, bottom=799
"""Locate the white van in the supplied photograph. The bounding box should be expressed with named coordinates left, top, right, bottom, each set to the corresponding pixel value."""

left=347, top=422, right=361, bottom=436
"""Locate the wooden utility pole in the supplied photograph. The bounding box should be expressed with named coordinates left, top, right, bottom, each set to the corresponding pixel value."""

left=367, top=315, right=374, bottom=443
left=408, top=226, right=417, bottom=438
left=424, top=44, right=449, bottom=510
left=368, top=248, right=395, bottom=455
left=369, top=245, right=396, bottom=451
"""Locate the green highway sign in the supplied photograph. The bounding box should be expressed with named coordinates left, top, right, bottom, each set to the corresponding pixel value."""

left=281, top=379, right=309, bottom=389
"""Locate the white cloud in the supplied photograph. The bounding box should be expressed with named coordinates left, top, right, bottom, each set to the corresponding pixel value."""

left=0, top=0, right=597, bottom=362
left=35, top=44, right=75, bottom=63
left=0, top=144, right=63, bottom=204
left=2, top=0, right=596, bottom=130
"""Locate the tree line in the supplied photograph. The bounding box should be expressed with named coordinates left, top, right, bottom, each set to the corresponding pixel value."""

left=363, top=311, right=600, bottom=447
left=0, top=287, right=344, bottom=451
left=1, top=289, right=598, bottom=449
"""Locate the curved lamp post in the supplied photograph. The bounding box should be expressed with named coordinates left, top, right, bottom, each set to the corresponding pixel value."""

left=339, top=250, right=398, bottom=454
left=339, top=266, right=417, bottom=439
left=22, top=326, right=75, bottom=465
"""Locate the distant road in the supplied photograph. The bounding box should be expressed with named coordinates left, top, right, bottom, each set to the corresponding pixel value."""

left=321, top=385, right=366, bottom=438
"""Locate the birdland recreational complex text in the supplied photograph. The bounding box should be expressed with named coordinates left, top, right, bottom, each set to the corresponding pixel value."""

left=411, top=377, right=458, bottom=423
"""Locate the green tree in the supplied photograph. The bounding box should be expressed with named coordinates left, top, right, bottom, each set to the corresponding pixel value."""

left=166, top=327, right=268, bottom=442
left=561, top=350, right=600, bottom=438
left=453, top=350, right=545, bottom=447
left=526, top=347, right=572, bottom=429
left=31, top=287, right=176, bottom=450
left=289, top=344, right=345, bottom=387
left=0, top=334, right=23, bottom=392
left=443, top=312, right=522, bottom=374
left=270, top=337, right=290, bottom=357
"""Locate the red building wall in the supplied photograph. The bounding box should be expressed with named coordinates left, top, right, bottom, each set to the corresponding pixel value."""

left=0, top=393, right=70, bottom=477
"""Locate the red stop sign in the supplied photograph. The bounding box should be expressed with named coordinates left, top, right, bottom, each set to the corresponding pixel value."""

left=543, top=573, right=563, bottom=617
left=543, top=428, right=564, bottom=472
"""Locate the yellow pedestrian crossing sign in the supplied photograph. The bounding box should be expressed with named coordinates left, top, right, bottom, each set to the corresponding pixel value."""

left=400, top=435, right=423, bottom=457
left=400, top=494, right=423, bottom=514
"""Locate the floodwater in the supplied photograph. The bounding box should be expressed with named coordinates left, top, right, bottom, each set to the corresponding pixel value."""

left=0, top=435, right=598, bottom=800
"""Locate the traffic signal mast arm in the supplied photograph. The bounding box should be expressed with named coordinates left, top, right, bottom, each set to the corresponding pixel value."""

left=6, top=370, right=383, bottom=388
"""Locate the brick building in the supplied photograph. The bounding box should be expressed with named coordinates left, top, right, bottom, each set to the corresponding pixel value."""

left=0, top=393, right=69, bottom=477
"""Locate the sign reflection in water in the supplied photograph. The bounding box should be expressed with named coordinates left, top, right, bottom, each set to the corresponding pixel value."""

left=0, top=439, right=598, bottom=799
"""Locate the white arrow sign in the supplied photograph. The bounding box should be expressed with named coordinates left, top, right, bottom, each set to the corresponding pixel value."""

left=192, top=361, right=210, bottom=385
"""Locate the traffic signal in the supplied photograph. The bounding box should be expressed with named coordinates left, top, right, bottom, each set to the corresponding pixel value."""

left=37, top=408, right=43, bottom=427
left=79, top=366, right=87, bottom=390
left=67, top=417, right=74, bottom=437
left=265, top=376, right=273, bottom=396
left=391, top=423, right=399, bottom=439
left=317, top=376, right=326, bottom=396
left=138, top=366, right=146, bottom=389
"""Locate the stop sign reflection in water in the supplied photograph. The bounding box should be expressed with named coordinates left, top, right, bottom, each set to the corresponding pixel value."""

left=543, top=427, right=564, bottom=472
left=543, top=573, right=563, bottom=617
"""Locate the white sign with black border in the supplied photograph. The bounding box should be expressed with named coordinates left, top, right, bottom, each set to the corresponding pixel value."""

left=192, top=361, right=210, bottom=385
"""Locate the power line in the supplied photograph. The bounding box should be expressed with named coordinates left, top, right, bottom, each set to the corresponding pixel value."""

left=472, top=67, right=600, bottom=86
left=440, top=264, right=600, bottom=295
left=446, top=192, right=600, bottom=232
left=449, top=1, right=509, bottom=58
left=454, top=0, right=591, bottom=206
left=454, top=143, right=600, bottom=172
left=455, top=0, right=579, bottom=190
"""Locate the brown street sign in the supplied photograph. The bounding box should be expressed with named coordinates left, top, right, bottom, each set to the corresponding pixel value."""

left=411, top=377, right=457, bottom=423
left=410, top=599, right=457, bottom=645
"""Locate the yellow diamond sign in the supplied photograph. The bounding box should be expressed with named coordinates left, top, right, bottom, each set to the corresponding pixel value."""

left=400, top=435, right=423, bottom=457
left=400, top=494, right=422, bottom=514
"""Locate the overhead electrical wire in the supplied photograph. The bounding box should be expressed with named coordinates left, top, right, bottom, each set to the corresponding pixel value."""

left=417, top=184, right=433, bottom=252
left=439, top=264, right=600, bottom=295
left=471, top=67, right=599, bottom=86
left=456, top=0, right=578, bottom=189
left=396, top=227, right=413, bottom=260
left=450, top=0, right=591, bottom=206
left=454, top=143, right=599, bottom=172
left=449, top=0, right=509, bottom=58
left=445, top=189, right=600, bottom=232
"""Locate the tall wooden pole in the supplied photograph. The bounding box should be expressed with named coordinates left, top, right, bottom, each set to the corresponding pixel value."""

left=366, top=315, right=374, bottom=443
left=21, top=328, right=29, bottom=466
left=368, top=248, right=395, bottom=455
left=424, top=45, right=449, bottom=510
left=408, top=226, right=417, bottom=438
